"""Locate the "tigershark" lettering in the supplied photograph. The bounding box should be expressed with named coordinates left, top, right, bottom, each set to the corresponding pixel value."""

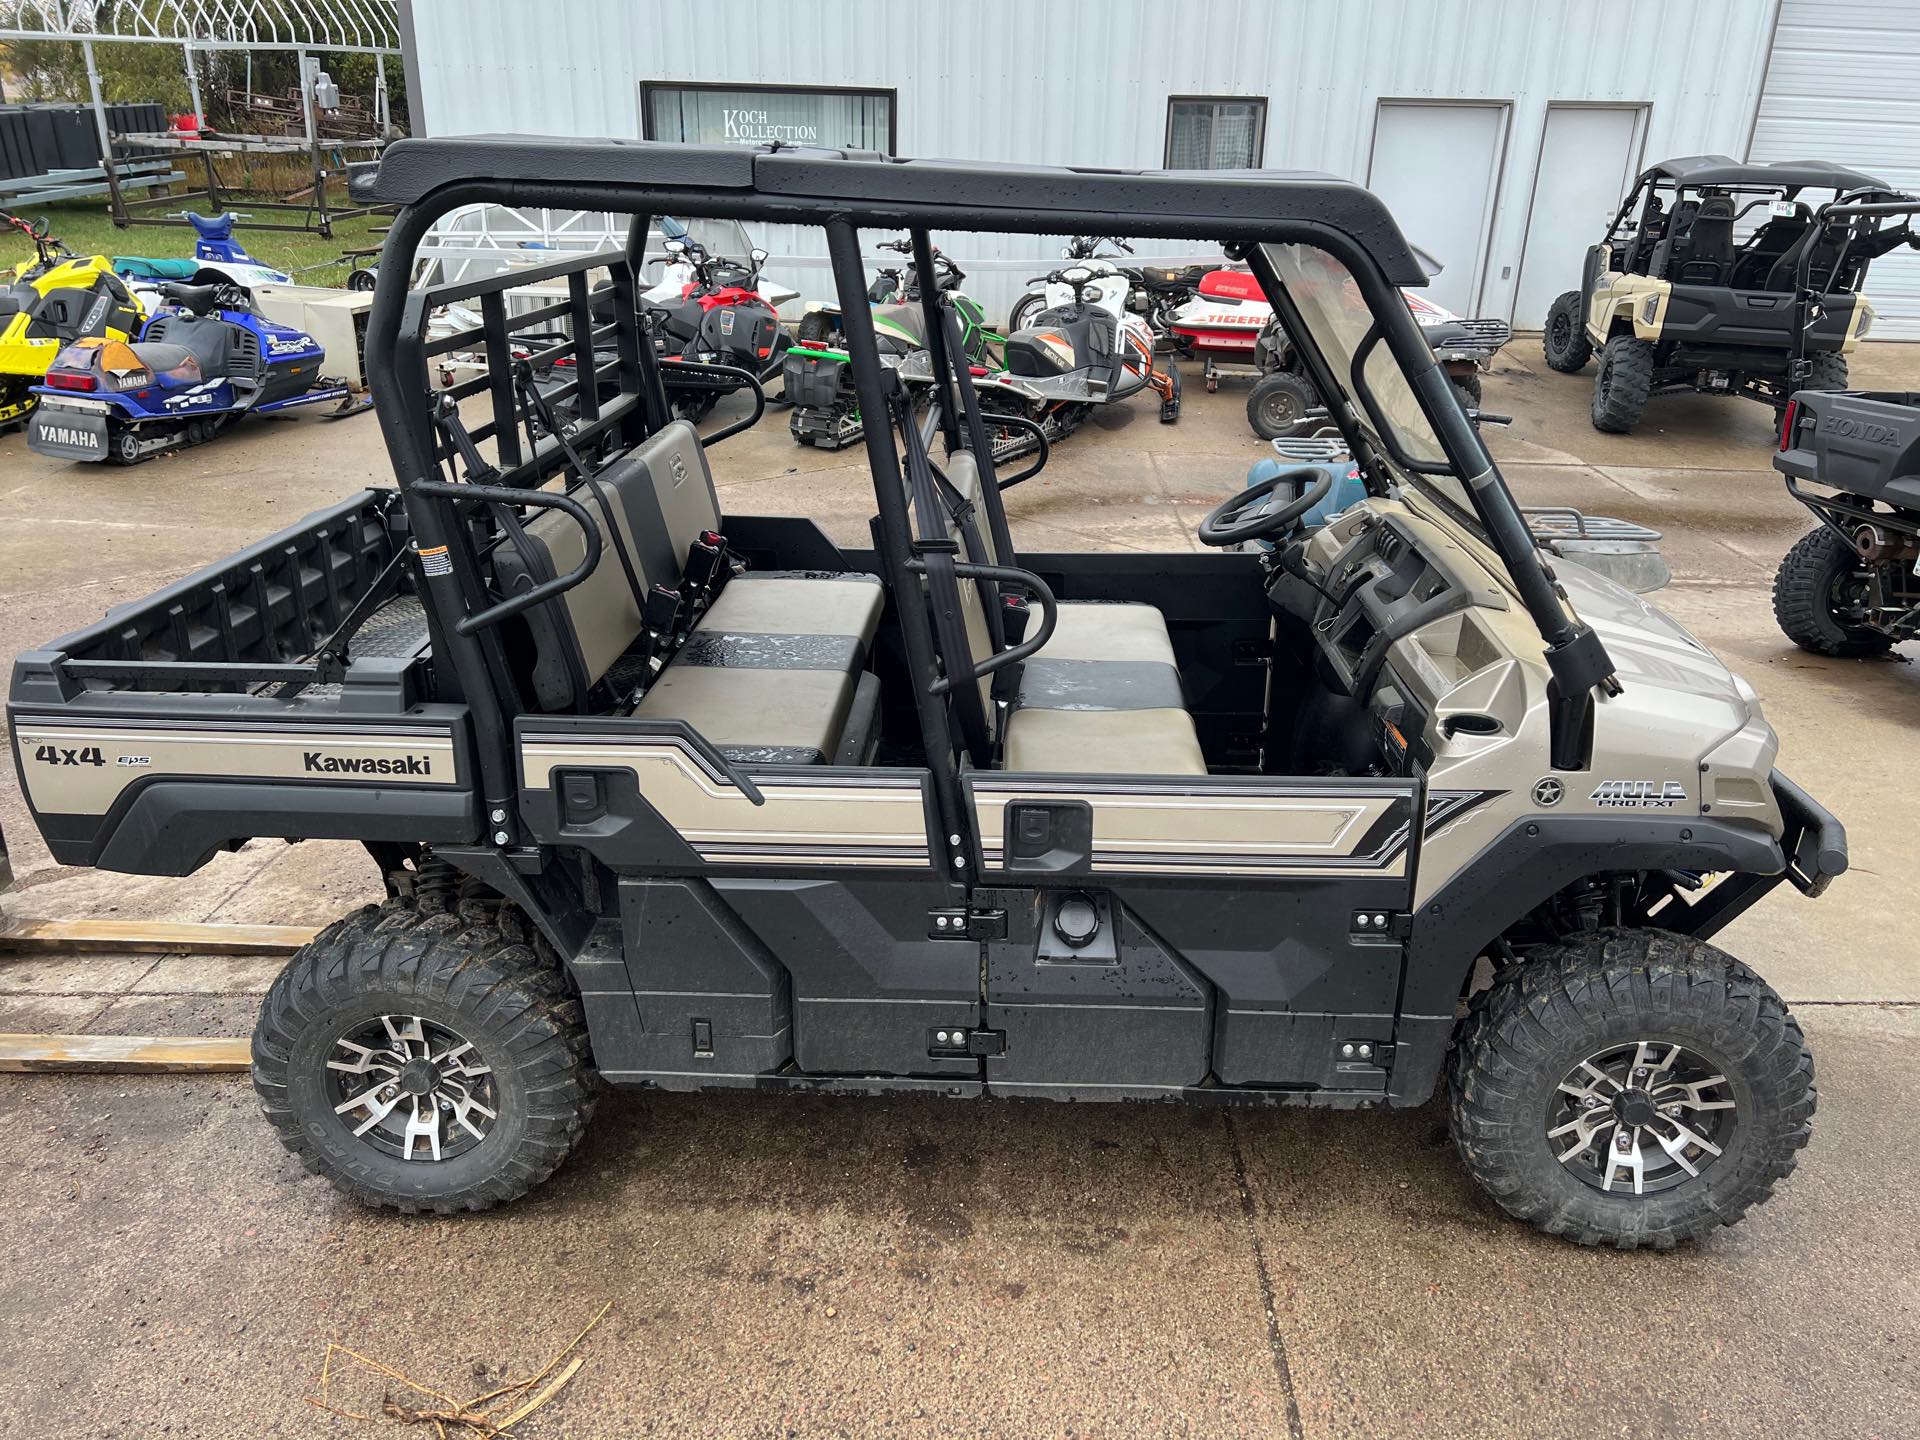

left=303, top=752, right=432, bottom=776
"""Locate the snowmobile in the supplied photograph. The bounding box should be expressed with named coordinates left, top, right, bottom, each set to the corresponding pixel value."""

left=965, top=257, right=1181, bottom=458
left=0, top=209, right=146, bottom=428
left=642, top=220, right=792, bottom=422
left=785, top=238, right=998, bottom=449
left=27, top=279, right=364, bottom=464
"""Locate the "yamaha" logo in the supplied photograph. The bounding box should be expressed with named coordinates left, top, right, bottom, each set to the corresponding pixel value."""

left=39, top=425, right=99, bottom=449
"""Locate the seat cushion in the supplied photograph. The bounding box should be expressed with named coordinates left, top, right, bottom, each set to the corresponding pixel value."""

left=1004, top=600, right=1205, bottom=775
left=632, top=571, right=885, bottom=764
left=1003, top=706, right=1206, bottom=775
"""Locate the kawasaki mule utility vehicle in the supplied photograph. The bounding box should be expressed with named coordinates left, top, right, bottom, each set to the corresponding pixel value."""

left=1543, top=156, right=1917, bottom=434
left=6, top=138, right=1845, bottom=1248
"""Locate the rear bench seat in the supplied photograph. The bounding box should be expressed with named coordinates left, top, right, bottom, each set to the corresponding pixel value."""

left=938, top=450, right=1206, bottom=776
left=493, top=420, right=885, bottom=764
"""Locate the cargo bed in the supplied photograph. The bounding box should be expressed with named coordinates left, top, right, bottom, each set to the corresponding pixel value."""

left=6, top=489, right=479, bottom=873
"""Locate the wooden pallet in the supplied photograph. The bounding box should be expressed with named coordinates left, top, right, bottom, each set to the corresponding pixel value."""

left=0, top=1033, right=249, bottom=1073
left=0, top=916, right=315, bottom=956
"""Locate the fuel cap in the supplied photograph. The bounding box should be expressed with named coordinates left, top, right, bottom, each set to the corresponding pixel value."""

left=1052, top=893, right=1101, bottom=948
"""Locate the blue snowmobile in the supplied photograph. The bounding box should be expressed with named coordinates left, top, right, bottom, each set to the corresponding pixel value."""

left=26, top=279, right=365, bottom=464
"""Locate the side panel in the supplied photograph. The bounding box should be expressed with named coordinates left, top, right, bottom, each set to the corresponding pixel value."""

left=9, top=712, right=475, bottom=871
left=711, top=876, right=981, bottom=1079
left=968, top=773, right=1419, bottom=1090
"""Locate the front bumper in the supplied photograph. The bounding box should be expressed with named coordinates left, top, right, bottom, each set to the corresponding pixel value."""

left=1772, top=769, right=1848, bottom=898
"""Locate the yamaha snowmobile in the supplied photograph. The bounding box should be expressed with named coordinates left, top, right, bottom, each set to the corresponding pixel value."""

left=27, top=280, right=365, bottom=464
left=0, top=209, right=146, bottom=428
left=785, top=238, right=998, bottom=450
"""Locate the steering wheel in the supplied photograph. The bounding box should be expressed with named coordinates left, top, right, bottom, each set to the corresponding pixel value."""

left=1197, top=465, right=1336, bottom=547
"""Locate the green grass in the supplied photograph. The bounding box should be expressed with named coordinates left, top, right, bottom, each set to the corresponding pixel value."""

left=0, top=196, right=386, bottom=285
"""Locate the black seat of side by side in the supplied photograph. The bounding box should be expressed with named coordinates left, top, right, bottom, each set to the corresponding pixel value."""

left=493, top=419, right=886, bottom=765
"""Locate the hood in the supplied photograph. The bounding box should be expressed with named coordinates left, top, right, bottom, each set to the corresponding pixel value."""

left=1556, top=556, right=1758, bottom=732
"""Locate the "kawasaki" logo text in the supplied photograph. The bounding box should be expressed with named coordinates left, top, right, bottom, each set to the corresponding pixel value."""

left=303, top=752, right=432, bottom=776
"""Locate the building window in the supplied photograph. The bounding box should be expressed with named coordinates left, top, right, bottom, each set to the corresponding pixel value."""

left=1165, top=97, right=1267, bottom=170
left=642, top=82, right=895, bottom=154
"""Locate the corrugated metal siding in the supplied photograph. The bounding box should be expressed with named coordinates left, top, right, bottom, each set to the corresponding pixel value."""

left=404, top=0, right=1780, bottom=323
left=1750, top=0, right=1920, bottom=338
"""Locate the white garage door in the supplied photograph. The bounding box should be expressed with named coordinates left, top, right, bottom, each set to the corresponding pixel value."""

left=1750, top=0, right=1920, bottom=338
left=1369, top=102, right=1508, bottom=316
left=1512, top=105, right=1647, bottom=330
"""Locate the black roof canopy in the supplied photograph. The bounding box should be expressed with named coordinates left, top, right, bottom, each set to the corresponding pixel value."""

left=350, top=134, right=1431, bottom=285
left=1643, top=154, right=1893, bottom=192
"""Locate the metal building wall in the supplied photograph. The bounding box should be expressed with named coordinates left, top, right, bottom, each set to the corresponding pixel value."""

left=403, top=0, right=1782, bottom=323
left=1749, top=0, right=1920, bottom=338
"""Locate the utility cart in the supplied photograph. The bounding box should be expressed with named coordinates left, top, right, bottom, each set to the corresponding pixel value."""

left=1543, top=156, right=1918, bottom=434
left=6, top=137, right=1845, bottom=1247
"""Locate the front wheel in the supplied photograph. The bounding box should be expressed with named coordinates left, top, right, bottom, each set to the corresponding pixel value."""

left=252, top=895, right=597, bottom=1213
left=1448, top=929, right=1814, bottom=1249
left=1772, top=525, right=1895, bottom=656
left=1590, top=335, right=1654, bottom=433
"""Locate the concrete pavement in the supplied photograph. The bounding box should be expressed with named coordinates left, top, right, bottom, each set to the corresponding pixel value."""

left=1, top=340, right=1917, bottom=1438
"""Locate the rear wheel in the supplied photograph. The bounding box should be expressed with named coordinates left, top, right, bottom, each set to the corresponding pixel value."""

left=111, top=427, right=141, bottom=464
left=1246, top=371, right=1318, bottom=440
left=252, top=884, right=597, bottom=1213
left=1590, top=336, right=1654, bottom=433
left=1772, top=525, right=1895, bottom=656
left=1448, top=928, right=1814, bottom=1249
left=1543, top=291, right=1593, bottom=373
left=1806, top=352, right=1849, bottom=391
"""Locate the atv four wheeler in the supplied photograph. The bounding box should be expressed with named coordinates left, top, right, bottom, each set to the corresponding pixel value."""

left=1544, top=156, right=1918, bottom=434
left=6, top=138, right=1844, bottom=1250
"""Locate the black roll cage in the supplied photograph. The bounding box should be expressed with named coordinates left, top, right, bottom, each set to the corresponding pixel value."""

left=360, top=152, right=1618, bottom=871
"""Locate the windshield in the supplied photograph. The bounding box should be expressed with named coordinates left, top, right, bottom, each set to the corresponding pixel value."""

left=1259, top=242, right=1479, bottom=524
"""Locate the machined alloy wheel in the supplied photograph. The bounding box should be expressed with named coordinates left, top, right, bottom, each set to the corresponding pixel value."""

left=1548, top=1039, right=1736, bottom=1196
left=325, top=1013, right=500, bottom=1163
left=1448, top=928, right=1814, bottom=1248
left=253, top=883, right=596, bottom=1213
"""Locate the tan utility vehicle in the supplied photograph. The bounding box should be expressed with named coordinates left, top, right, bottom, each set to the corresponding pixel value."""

left=7, top=139, right=1845, bottom=1248
left=1543, top=156, right=1913, bottom=434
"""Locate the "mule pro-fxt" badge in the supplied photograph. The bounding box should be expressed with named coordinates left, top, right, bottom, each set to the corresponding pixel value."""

left=1590, top=779, right=1688, bottom=809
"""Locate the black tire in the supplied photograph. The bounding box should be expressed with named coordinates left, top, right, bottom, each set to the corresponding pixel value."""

left=252, top=885, right=597, bottom=1214
left=1450, top=380, right=1481, bottom=428
left=1543, top=291, right=1592, bottom=373
left=1806, top=352, right=1848, bottom=391
left=1450, top=369, right=1483, bottom=407
left=1590, top=335, right=1654, bottom=433
left=1771, top=525, right=1894, bottom=657
left=1007, top=291, right=1046, bottom=334
left=1246, top=370, right=1318, bottom=440
left=347, top=266, right=378, bottom=293
left=1447, top=928, right=1814, bottom=1249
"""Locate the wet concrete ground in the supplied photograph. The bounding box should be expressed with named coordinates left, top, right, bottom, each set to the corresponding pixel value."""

left=1, top=342, right=1918, bottom=1437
